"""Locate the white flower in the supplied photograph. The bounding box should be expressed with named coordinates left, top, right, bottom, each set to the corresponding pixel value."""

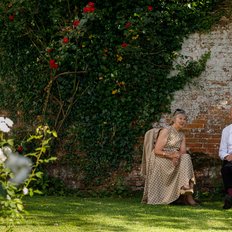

left=0, top=122, right=10, bottom=132
left=23, top=187, right=29, bottom=195
left=3, top=117, right=13, bottom=127
left=2, top=146, right=13, bottom=157
left=0, top=117, right=14, bottom=133
left=0, top=148, right=7, bottom=163
left=3, top=146, right=32, bottom=185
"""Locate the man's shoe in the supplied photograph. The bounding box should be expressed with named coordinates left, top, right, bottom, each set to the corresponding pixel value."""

left=223, top=195, right=232, bottom=209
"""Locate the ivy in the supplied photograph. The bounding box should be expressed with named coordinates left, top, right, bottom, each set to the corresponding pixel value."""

left=0, top=0, right=223, bottom=187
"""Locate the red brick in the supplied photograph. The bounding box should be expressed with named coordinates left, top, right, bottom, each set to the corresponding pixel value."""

left=186, top=138, right=204, bottom=143
left=188, top=143, right=203, bottom=148
left=185, top=123, right=205, bottom=129
left=189, top=147, right=206, bottom=153
left=191, top=119, right=207, bottom=124
left=206, top=138, right=221, bottom=144
left=193, top=133, right=211, bottom=138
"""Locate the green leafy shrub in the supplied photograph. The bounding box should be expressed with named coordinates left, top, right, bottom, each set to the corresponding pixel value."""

left=0, top=123, right=57, bottom=230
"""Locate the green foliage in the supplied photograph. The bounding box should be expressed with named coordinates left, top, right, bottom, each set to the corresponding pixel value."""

left=31, top=173, right=66, bottom=196
left=0, top=0, right=223, bottom=187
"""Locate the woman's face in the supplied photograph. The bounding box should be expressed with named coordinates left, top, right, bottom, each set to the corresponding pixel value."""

left=173, top=113, right=187, bottom=129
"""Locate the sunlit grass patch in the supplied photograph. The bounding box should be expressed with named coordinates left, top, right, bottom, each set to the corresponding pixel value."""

left=0, top=196, right=232, bottom=232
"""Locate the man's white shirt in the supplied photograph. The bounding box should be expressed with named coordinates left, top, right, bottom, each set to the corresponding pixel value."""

left=219, top=124, right=232, bottom=160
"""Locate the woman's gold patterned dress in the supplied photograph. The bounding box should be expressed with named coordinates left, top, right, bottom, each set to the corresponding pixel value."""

left=142, top=126, right=195, bottom=205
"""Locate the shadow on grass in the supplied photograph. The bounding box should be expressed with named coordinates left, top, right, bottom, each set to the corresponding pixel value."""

left=9, top=196, right=232, bottom=231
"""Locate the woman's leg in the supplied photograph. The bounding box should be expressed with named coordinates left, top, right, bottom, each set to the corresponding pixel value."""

left=180, top=179, right=198, bottom=205
left=184, top=193, right=198, bottom=205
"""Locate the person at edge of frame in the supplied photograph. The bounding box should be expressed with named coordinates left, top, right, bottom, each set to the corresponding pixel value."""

left=219, top=107, right=232, bottom=209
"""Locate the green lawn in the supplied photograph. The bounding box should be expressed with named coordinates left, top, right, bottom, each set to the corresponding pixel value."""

left=0, top=196, right=232, bottom=232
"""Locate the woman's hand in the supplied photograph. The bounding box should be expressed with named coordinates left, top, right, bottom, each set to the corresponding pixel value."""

left=171, top=151, right=181, bottom=166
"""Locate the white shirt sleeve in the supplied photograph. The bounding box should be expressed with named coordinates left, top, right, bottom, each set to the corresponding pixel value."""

left=219, top=126, right=230, bottom=160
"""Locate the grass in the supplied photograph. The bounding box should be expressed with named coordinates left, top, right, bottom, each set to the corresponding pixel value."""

left=1, top=195, right=232, bottom=232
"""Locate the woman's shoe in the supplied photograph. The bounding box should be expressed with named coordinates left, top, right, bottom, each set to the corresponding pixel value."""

left=180, top=187, right=194, bottom=195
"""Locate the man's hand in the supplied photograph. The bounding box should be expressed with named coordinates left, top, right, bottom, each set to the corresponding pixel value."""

left=225, top=154, right=232, bottom=161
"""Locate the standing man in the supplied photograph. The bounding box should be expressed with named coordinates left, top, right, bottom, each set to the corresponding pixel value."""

left=219, top=107, right=232, bottom=209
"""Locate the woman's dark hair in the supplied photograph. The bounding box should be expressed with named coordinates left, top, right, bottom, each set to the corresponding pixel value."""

left=173, top=108, right=186, bottom=116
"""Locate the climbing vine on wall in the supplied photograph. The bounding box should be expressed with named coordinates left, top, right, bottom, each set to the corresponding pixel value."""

left=0, top=0, right=222, bottom=186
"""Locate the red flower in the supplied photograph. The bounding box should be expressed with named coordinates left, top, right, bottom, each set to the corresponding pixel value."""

left=49, top=59, right=59, bottom=69
left=88, top=2, right=95, bottom=7
left=148, top=5, right=153, bottom=11
left=63, top=37, right=69, bottom=43
left=73, top=19, right=80, bottom=28
left=47, top=48, right=54, bottom=53
left=9, top=15, right=14, bottom=21
left=17, top=145, right=23, bottom=154
left=125, top=22, right=132, bottom=29
left=83, top=2, right=95, bottom=13
left=83, top=6, right=95, bottom=13
left=121, top=42, right=128, bottom=48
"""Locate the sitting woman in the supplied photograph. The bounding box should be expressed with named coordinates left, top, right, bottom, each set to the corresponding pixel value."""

left=142, top=109, right=197, bottom=205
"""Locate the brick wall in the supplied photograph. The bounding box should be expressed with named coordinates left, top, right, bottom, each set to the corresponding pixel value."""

left=126, top=16, right=232, bottom=193
left=170, top=17, right=232, bottom=157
